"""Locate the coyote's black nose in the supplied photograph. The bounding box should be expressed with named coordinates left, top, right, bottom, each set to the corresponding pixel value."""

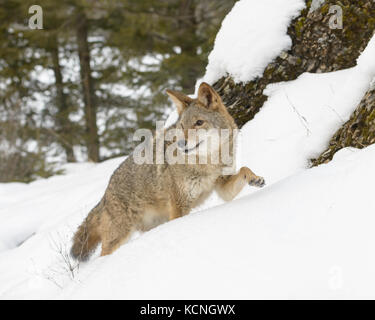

left=177, top=139, right=187, bottom=149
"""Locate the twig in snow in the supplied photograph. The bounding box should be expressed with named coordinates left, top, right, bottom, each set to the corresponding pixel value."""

left=283, top=89, right=311, bottom=136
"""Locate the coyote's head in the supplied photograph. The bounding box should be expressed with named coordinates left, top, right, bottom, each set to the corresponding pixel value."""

left=166, top=82, right=237, bottom=166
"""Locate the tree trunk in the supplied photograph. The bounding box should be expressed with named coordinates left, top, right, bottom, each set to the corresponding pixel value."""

left=215, top=0, right=375, bottom=128
left=311, top=86, right=375, bottom=166
left=76, top=12, right=100, bottom=162
left=50, top=38, right=76, bottom=162
left=178, top=0, right=199, bottom=95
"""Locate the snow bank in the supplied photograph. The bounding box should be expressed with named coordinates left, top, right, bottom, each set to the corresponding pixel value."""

left=2, top=143, right=375, bottom=299
left=61, top=144, right=375, bottom=299
left=0, top=158, right=124, bottom=298
left=238, top=34, right=375, bottom=185
left=204, top=0, right=305, bottom=84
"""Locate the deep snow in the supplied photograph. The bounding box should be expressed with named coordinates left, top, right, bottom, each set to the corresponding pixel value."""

left=61, top=144, right=375, bottom=299
left=2, top=142, right=375, bottom=299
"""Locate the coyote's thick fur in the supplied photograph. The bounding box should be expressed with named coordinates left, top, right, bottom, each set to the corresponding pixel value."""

left=71, top=83, right=265, bottom=261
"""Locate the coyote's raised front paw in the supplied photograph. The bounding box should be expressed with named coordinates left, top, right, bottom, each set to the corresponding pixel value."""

left=249, top=176, right=265, bottom=188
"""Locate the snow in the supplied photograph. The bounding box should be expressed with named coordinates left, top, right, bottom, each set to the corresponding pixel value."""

left=60, top=144, right=375, bottom=299
left=1, top=2, right=375, bottom=300
left=308, top=0, right=325, bottom=14
left=239, top=68, right=367, bottom=184
left=357, top=35, right=375, bottom=78
left=2, top=141, right=375, bottom=299
left=204, top=0, right=306, bottom=84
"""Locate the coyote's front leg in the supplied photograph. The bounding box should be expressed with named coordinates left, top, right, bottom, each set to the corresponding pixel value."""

left=215, top=167, right=265, bottom=202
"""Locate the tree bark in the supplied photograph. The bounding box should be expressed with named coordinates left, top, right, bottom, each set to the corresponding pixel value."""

left=76, top=12, right=100, bottom=162
left=215, top=0, right=375, bottom=128
left=177, top=0, right=199, bottom=94
left=311, top=86, right=375, bottom=166
left=50, top=38, right=76, bottom=162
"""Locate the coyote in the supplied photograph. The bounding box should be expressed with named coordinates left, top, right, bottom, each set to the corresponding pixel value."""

left=71, top=82, right=265, bottom=261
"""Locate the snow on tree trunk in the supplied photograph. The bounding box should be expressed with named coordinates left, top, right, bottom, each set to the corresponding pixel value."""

left=311, top=86, right=375, bottom=165
left=214, top=0, right=375, bottom=128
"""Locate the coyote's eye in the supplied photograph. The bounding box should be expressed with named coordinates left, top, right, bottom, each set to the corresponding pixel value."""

left=195, top=120, right=204, bottom=126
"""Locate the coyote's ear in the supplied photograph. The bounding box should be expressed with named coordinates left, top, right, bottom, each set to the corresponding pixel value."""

left=197, top=82, right=222, bottom=111
left=166, top=89, right=193, bottom=114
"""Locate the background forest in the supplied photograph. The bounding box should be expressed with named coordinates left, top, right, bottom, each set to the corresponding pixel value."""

left=0, top=0, right=235, bottom=182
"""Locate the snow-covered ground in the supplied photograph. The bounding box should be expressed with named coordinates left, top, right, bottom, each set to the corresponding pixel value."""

left=1, top=0, right=375, bottom=299
left=1, top=131, right=375, bottom=299
left=61, top=144, right=375, bottom=299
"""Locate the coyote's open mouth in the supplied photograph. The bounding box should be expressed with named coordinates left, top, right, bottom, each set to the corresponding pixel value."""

left=184, top=140, right=203, bottom=154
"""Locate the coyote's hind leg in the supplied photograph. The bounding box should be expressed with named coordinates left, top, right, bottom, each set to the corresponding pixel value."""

left=99, top=207, right=134, bottom=257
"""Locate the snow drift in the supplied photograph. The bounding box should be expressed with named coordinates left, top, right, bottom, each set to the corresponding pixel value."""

left=62, top=144, right=375, bottom=299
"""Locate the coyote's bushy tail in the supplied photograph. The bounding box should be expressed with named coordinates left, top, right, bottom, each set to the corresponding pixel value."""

left=71, top=200, right=103, bottom=261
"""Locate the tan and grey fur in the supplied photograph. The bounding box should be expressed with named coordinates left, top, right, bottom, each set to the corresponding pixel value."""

left=71, top=83, right=265, bottom=261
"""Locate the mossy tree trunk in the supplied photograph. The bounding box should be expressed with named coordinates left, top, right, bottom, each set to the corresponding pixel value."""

left=215, top=0, right=375, bottom=128
left=311, top=87, right=375, bottom=165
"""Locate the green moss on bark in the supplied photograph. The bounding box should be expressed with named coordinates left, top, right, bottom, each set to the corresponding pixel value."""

left=311, top=88, right=375, bottom=166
